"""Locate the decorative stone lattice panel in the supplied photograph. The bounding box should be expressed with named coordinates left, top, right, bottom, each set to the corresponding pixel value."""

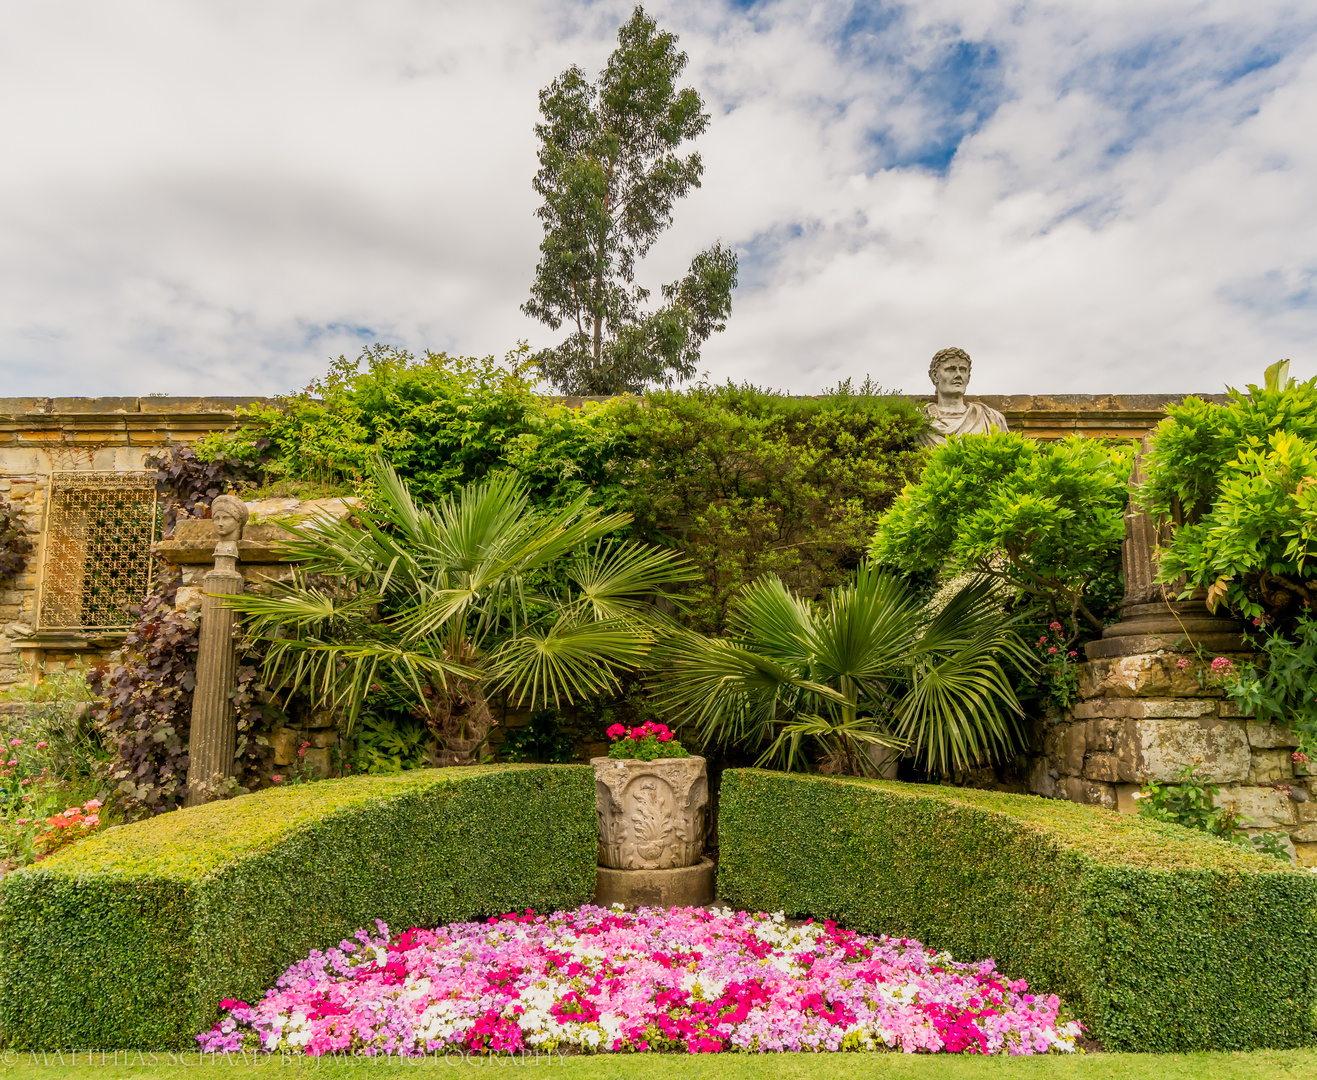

left=38, top=472, right=157, bottom=630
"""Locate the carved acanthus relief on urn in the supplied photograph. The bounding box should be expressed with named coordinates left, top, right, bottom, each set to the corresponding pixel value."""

left=592, top=756, right=708, bottom=870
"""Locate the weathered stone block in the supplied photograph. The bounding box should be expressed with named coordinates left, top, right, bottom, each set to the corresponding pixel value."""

left=302, top=747, right=332, bottom=777
left=1058, top=723, right=1085, bottom=775
left=1028, top=757, right=1058, bottom=798
left=1086, top=718, right=1122, bottom=752
left=309, top=729, right=338, bottom=749
left=1246, top=721, right=1299, bottom=748
left=1295, top=842, right=1317, bottom=868
left=1063, top=776, right=1116, bottom=810
left=1115, top=783, right=1142, bottom=814
left=1291, top=824, right=1317, bottom=843
left=1218, top=700, right=1253, bottom=719
left=1217, top=785, right=1295, bottom=828
left=1083, top=752, right=1122, bottom=783
left=1248, top=749, right=1294, bottom=785
left=1132, top=718, right=1250, bottom=783
left=271, top=727, right=299, bottom=766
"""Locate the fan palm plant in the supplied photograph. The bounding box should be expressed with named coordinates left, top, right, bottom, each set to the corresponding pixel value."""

left=655, top=563, right=1033, bottom=777
left=226, top=457, right=694, bottom=763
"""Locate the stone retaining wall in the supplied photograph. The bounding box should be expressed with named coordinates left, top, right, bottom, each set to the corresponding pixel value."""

left=1031, top=651, right=1316, bottom=866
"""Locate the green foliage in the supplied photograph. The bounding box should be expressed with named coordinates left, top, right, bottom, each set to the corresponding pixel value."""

left=613, top=382, right=927, bottom=632
left=0, top=765, right=594, bottom=1050
left=1136, top=764, right=1291, bottom=861
left=227, top=459, right=692, bottom=764
left=870, top=432, right=1132, bottom=641
left=500, top=710, right=576, bottom=764
left=0, top=671, right=109, bottom=869
left=340, top=710, right=432, bottom=774
left=657, top=565, right=1032, bottom=778
left=1142, top=363, right=1317, bottom=620
left=523, top=6, right=737, bottom=394
left=717, top=769, right=1317, bottom=1052
left=1222, top=617, right=1317, bottom=757
left=199, top=346, right=592, bottom=507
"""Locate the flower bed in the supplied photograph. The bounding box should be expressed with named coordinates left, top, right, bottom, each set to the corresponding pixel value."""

left=198, top=905, right=1080, bottom=1057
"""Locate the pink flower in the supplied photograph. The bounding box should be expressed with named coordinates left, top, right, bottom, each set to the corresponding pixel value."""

left=35, top=741, right=47, bottom=749
left=1048, top=647, right=1057, bottom=655
left=1294, top=752, right=1310, bottom=765
left=16, top=818, right=28, bottom=826
left=1068, top=650, right=1078, bottom=658
left=1049, top=621, right=1063, bottom=632
left=6, top=760, right=15, bottom=767
left=1210, top=656, right=1234, bottom=673
left=83, top=799, right=103, bottom=810
left=1037, top=636, right=1047, bottom=645
left=271, top=775, right=284, bottom=784
left=605, top=724, right=626, bottom=740
left=298, top=741, right=310, bottom=757
left=81, top=815, right=99, bottom=829
left=8, top=738, right=21, bottom=747
left=1175, top=658, right=1191, bottom=670
left=20, top=778, right=30, bottom=786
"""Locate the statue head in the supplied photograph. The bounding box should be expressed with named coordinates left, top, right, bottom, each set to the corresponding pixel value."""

left=210, top=495, right=249, bottom=543
left=928, top=347, right=972, bottom=398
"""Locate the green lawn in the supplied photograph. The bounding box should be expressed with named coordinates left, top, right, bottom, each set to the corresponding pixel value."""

left=4, top=1050, right=1317, bottom=1080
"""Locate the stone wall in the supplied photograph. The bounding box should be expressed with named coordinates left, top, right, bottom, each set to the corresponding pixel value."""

left=0, top=398, right=263, bottom=689
left=1031, top=648, right=1315, bottom=866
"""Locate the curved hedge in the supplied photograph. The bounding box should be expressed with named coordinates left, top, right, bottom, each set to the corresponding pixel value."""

left=0, top=765, right=594, bottom=1049
left=718, top=769, right=1317, bottom=1053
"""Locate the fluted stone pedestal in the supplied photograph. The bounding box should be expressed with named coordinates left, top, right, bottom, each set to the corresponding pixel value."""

left=184, top=547, right=243, bottom=806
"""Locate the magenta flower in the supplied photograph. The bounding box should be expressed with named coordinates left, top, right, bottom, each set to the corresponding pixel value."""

left=1048, top=621, right=1063, bottom=632
left=196, top=906, right=1082, bottom=1057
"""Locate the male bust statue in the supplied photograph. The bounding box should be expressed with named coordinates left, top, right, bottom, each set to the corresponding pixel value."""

left=210, top=494, right=249, bottom=559
left=917, top=346, right=1009, bottom=447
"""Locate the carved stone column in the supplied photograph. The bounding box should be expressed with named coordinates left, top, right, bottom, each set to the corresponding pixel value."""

left=184, top=496, right=248, bottom=807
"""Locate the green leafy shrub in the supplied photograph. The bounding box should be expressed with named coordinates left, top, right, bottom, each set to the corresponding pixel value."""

left=871, top=432, right=1131, bottom=643
left=1142, top=362, right=1317, bottom=621
left=500, top=709, right=576, bottom=764
left=717, top=769, right=1317, bottom=1052
left=1220, top=618, right=1317, bottom=756
left=0, top=764, right=595, bottom=1049
left=612, top=381, right=927, bottom=632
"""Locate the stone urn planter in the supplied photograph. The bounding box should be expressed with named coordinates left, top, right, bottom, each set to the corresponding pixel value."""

left=593, top=755, right=708, bottom=870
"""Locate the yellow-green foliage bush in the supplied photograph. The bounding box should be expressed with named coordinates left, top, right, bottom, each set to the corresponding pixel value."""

left=0, top=765, right=595, bottom=1049
left=718, top=769, right=1317, bottom=1052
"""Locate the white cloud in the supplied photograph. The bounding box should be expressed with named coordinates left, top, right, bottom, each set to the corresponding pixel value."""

left=0, top=0, right=1314, bottom=397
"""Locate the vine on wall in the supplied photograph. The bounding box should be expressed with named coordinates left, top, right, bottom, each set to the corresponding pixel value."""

left=0, top=496, right=33, bottom=584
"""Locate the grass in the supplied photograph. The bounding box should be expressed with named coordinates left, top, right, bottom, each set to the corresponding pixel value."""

left=3, top=1049, right=1317, bottom=1079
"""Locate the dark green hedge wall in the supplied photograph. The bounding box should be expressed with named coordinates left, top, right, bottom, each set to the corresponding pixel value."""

left=0, top=765, right=595, bottom=1050
left=718, top=769, right=1317, bottom=1053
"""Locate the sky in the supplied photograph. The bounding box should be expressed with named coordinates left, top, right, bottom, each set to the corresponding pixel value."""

left=2, top=0, right=1315, bottom=398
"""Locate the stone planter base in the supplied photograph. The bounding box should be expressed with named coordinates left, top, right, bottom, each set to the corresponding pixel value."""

left=594, top=856, right=716, bottom=910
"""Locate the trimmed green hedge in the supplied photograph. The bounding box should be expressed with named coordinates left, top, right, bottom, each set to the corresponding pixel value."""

left=718, top=770, right=1317, bottom=1053
left=0, top=765, right=595, bottom=1049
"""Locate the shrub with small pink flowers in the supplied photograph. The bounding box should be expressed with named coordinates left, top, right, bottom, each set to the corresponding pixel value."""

left=1028, top=624, right=1080, bottom=712
left=606, top=721, right=689, bottom=762
left=197, top=906, right=1082, bottom=1057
